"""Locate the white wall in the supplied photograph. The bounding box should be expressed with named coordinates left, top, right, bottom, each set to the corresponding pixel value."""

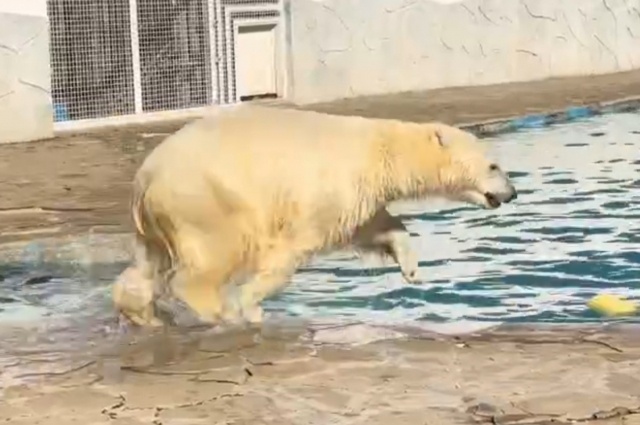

left=1, top=0, right=47, bottom=17
left=286, top=0, right=640, bottom=104
left=0, top=0, right=53, bottom=143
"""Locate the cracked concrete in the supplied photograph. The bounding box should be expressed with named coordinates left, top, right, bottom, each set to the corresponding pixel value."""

left=3, top=323, right=640, bottom=424
left=288, top=0, right=640, bottom=104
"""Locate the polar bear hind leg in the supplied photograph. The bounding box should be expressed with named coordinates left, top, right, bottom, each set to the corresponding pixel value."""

left=141, top=177, right=253, bottom=325
left=232, top=234, right=322, bottom=321
left=167, top=224, right=247, bottom=324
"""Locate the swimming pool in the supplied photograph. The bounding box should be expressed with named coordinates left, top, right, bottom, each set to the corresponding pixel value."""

left=1, top=111, right=639, bottom=333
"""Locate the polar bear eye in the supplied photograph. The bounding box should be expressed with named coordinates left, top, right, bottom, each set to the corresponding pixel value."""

left=489, top=164, right=499, bottom=172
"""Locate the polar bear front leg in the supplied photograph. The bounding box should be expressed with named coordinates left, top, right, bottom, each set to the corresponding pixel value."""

left=377, top=230, right=419, bottom=283
left=353, top=208, right=420, bottom=284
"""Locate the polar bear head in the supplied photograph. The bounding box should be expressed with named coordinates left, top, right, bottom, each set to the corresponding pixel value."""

left=430, top=124, right=517, bottom=209
left=385, top=122, right=517, bottom=209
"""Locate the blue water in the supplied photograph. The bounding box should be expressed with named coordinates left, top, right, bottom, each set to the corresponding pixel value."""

left=1, top=111, right=639, bottom=331
left=268, top=111, right=640, bottom=326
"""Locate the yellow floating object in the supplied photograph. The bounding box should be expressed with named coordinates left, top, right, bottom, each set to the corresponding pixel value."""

left=588, top=294, right=638, bottom=317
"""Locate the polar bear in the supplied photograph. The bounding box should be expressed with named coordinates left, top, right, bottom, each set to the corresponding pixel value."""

left=113, top=105, right=517, bottom=327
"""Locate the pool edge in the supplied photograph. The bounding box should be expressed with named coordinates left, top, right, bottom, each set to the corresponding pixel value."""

left=457, top=95, right=640, bottom=137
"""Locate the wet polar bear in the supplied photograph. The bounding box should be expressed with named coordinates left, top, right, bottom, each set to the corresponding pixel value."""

left=113, top=106, right=517, bottom=327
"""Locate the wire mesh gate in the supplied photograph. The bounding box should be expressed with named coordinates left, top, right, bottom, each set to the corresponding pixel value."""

left=47, top=0, right=283, bottom=123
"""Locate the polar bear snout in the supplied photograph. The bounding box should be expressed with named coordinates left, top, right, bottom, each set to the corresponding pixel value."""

left=473, top=161, right=518, bottom=209
left=504, top=185, right=518, bottom=202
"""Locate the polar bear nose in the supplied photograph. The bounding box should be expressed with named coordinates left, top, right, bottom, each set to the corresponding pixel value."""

left=504, top=186, right=518, bottom=203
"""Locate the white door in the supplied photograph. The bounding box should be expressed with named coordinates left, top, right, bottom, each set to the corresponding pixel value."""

left=235, top=24, right=278, bottom=100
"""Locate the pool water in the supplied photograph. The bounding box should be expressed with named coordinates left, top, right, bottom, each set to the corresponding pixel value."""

left=1, top=111, right=640, bottom=333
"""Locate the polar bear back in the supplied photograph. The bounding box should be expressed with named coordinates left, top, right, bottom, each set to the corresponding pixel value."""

left=139, top=106, right=383, bottom=211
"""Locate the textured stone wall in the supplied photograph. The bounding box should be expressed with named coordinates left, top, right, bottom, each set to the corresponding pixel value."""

left=0, top=1, right=53, bottom=143
left=286, top=0, right=640, bottom=104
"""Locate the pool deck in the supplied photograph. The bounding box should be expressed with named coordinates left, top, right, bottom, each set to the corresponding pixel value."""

left=3, top=323, right=640, bottom=425
left=2, top=70, right=640, bottom=424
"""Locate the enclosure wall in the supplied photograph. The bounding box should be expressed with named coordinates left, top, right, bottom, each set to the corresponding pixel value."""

left=287, top=0, right=640, bottom=104
left=3, top=0, right=640, bottom=142
left=0, top=0, right=53, bottom=143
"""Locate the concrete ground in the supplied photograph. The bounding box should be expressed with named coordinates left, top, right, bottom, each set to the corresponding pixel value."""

left=2, top=70, right=640, bottom=424
left=3, top=323, right=640, bottom=425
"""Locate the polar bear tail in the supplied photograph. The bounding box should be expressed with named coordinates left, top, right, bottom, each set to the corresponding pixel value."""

left=130, top=177, right=177, bottom=278
left=131, top=178, right=147, bottom=238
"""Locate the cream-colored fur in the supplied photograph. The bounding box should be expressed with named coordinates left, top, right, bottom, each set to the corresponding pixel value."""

left=113, top=105, right=517, bottom=327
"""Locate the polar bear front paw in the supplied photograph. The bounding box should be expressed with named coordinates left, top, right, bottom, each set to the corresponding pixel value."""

left=401, top=267, right=420, bottom=284
left=400, top=260, right=420, bottom=284
left=392, top=235, right=420, bottom=284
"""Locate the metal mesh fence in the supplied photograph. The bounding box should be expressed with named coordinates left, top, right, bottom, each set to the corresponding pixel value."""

left=47, top=0, right=283, bottom=123
left=48, top=0, right=136, bottom=121
left=137, top=0, right=212, bottom=113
